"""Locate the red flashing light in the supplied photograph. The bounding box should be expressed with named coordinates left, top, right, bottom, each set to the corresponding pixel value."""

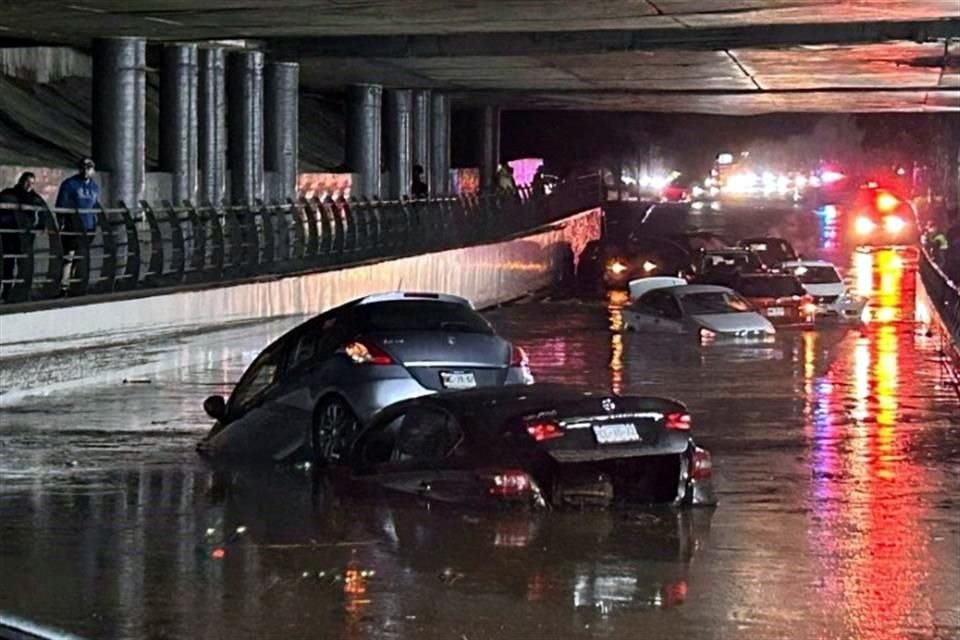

left=665, top=412, right=691, bottom=430
left=876, top=192, right=900, bottom=213
left=526, top=421, right=564, bottom=441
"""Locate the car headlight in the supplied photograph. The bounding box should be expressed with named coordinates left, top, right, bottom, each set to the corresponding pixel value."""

left=883, top=215, right=905, bottom=233
left=855, top=216, right=876, bottom=235
left=607, top=260, right=628, bottom=275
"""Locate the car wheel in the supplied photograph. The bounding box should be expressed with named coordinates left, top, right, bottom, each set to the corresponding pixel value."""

left=312, top=397, right=359, bottom=465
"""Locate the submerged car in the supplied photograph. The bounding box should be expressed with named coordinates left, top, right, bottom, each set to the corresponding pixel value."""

left=691, top=248, right=765, bottom=280
left=623, top=279, right=776, bottom=342
left=843, top=185, right=920, bottom=248
left=781, top=259, right=866, bottom=319
left=339, top=384, right=716, bottom=509
left=577, top=236, right=691, bottom=289
left=197, top=292, right=534, bottom=463
left=737, top=236, right=798, bottom=268
left=726, top=273, right=816, bottom=327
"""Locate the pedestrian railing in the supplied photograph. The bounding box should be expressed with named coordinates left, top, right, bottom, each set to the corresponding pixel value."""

left=0, top=173, right=602, bottom=305
left=918, top=242, right=960, bottom=365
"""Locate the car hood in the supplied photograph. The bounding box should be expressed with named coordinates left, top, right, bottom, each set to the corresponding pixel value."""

left=802, top=283, right=845, bottom=297
left=691, top=312, right=775, bottom=334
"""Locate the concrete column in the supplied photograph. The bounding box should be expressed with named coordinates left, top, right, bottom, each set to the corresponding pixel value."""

left=412, top=89, right=431, bottom=192
left=430, top=93, right=450, bottom=195
left=159, top=44, right=198, bottom=206
left=91, top=37, right=146, bottom=207
left=346, top=84, right=382, bottom=198
left=480, top=105, right=501, bottom=192
left=264, top=62, right=299, bottom=203
left=385, top=89, right=413, bottom=200
left=198, top=48, right=226, bottom=206
left=227, top=50, right=264, bottom=205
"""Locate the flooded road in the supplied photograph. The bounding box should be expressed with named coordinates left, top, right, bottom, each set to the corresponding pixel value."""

left=1, top=205, right=958, bottom=640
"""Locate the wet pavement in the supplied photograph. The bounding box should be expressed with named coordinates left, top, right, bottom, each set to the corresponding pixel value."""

left=1, top=204, right=959, bottom=640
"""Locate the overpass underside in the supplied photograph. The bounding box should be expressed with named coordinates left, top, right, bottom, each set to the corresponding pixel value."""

left=2, top=1, right=958, bottom=115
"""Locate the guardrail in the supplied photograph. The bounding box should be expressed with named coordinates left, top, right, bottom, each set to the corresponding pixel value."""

left=0, top=174, right=602, bottom=306
left=918, top=242, right=960, bottom=369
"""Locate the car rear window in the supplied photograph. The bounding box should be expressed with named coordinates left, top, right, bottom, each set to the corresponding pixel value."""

left=794, top=266, right=841, bottom=284
left=738, top=276, right=805, bottom=298
left=680, top=291, right=752, bottom=315
left=355, top=301, right=494, bottom=334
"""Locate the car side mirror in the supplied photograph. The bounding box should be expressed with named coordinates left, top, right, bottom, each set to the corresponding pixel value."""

left=204, top=395, right=227, bottom=421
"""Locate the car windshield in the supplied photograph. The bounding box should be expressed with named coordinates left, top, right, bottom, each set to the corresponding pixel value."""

left=743, top=240, right=795, bottom=262
left=738, top=276, right=806, bottom=298
left=703, top=252, right=755, bottom=269
left=794, top=266, right=841, bottom=284
left=681, top=291, right=752, bottom=315
left=355, top=301, right=494, bottom=334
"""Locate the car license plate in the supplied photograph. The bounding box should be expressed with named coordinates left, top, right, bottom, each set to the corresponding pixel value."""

left=767, top=307, right=785, bottom=317
left=440, top=371, right=476, bottom=389
left=592, top=423, right=641, bottom=444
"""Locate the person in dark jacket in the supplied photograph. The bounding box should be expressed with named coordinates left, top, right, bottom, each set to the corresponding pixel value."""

left=0, top=172, right=46, bottom=302
left=55, top=158, right=101, bottom=293
left=411, top=164, right=429, bottom=199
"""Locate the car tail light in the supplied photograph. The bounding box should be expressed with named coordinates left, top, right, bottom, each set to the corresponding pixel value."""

left=483, top=469, right=536, bottom=498
left=665, top=412, right=691, bottom=430
left=854, top=216, right=876, bottom=235
left=510, top=345, right=529, bottom=367
left=344, top=341, right=393, bottom=365
left=526, top=421, right=563, bottom=441
left=691, top=447, right=712, bottom=481
left=883, top=215, right=905, bottom=233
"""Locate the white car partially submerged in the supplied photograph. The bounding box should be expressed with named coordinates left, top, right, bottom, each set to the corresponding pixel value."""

left=623, top=277, right=776, bottom=341
left=781, top=260, right=866, bottom=320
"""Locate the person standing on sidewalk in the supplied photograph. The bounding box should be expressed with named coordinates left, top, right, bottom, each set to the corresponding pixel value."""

left=0, top=172, right=46, bottom=302
left=55, top=157, right=101, bottom=292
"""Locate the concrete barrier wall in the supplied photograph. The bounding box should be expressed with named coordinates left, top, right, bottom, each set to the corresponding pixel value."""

left=0, top=209, right=601, bottom=404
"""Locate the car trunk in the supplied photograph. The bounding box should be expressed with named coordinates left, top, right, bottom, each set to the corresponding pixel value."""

left=371, top=331, right=511, bottom=391
left=748, top=296, right=804, bottom=324
left=548, top=454, right=683, bottom=508
left=531, top=408, right=689, bottom=508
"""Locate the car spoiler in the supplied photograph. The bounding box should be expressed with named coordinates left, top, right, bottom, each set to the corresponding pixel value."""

left=628, top=276, right=687, bottom=300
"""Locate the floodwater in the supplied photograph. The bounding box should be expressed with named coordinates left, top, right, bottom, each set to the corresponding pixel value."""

left=1, top=204, right=958, bottom=640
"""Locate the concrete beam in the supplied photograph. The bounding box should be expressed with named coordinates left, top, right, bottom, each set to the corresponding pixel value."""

left=269, top=18, right=960, bottom=59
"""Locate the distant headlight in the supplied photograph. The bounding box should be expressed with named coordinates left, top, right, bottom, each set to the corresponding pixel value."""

left=855, top=216, right=876, bottom=235
left=883, top=215, right=905, bottom=233
left=642, top=260, right=658, bottom=273
left=607, top=260, right=628, bottom=275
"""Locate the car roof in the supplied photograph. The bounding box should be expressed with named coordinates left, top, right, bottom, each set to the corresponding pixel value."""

left=740, top=236, right=790, bottom=243
left=736, top=272, right=797, bottom=280
left=355, top=292, right=472, bottom=307
left=781, top=259, right=836, bottom=268
left=664, top=284, right=736, bottom=296
left=704, top=248, right=754, bottom=255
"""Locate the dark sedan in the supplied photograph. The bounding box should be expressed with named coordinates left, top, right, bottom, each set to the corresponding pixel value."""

left=197, top=292, right=534, bottom=464
left=338, top=384, right=716, bottom=510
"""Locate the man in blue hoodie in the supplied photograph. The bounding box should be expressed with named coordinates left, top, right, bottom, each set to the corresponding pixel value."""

left=55, top=157, right=101, bottom=292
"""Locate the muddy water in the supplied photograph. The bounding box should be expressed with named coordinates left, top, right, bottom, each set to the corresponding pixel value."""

left=1, top=205, right=958, bottom=640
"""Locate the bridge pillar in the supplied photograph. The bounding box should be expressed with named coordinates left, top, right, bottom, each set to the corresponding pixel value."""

left=198, top=47, right=226, bottom=206
left=264, top=62, right=299, bottom=203
left=412, top=89, right=431, bottom=194
left=227, top=50, right=264, bottom=205
left=92, top=37, right=146, bottom=207
left=159, top=44, right=198, bottom=206
left=430, top=93, right=450, bottom=195
left=386, top=89, right=413, bottom=199
left=347, top=84, right=382, bottom=198
left=480, top=105, right=501, bottom=192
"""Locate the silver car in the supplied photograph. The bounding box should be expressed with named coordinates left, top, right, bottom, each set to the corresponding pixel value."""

left=197, top=292, right=534, bottom=463
left=623, top=282, right=776, bottom=342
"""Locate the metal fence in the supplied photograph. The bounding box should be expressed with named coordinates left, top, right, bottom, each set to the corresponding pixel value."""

left=918, top=243, right=960, bottom=363
left=0, top=174, right=602, bottom=305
